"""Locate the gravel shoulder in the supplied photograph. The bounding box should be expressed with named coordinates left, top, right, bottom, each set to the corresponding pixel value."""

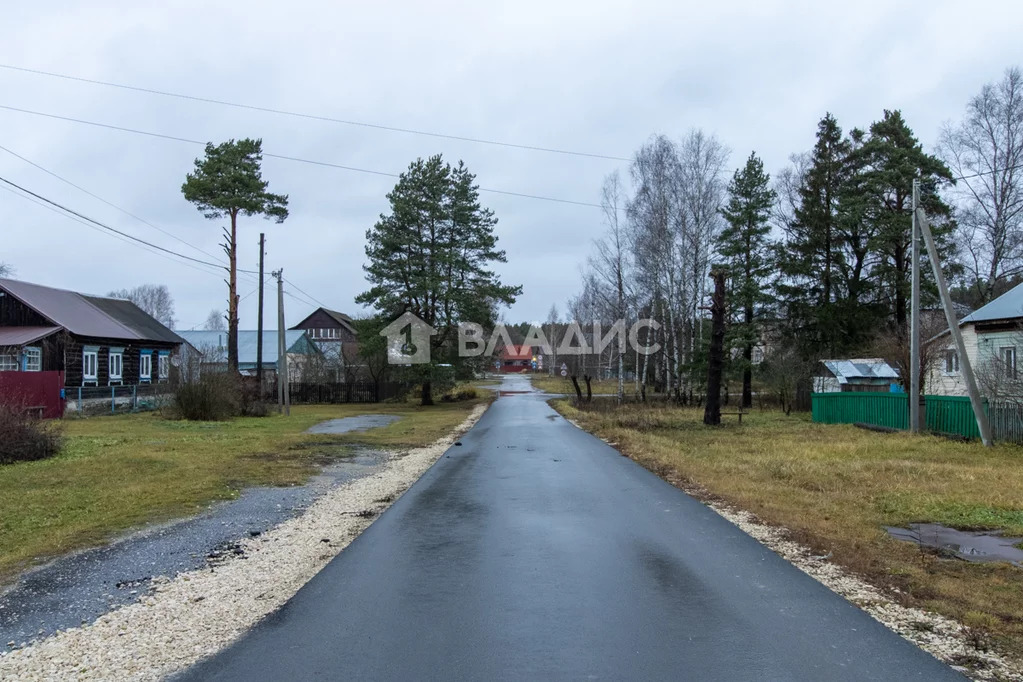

left=0, top=403, right=488, bottom=681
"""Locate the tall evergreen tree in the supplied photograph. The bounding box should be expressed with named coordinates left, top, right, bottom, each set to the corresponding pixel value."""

left=357, top=155, right=521, bottom=405
left=843, top=110, right=955, bottom=331
left=777, top=114, right=851, bottom=357
left=182, top=138, right=288, bottom=373
left=719, top=152, right=777, bottom=408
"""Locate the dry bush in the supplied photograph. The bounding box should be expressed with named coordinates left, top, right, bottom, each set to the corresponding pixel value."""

left=0, top=404, right=64, bottom=464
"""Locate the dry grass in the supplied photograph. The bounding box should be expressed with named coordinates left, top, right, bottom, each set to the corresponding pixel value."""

left=529, top=375, right=620, bottom=395
left=0, top=399, right=487, bottom=584
left=554, top=398, right=1023, bottom=660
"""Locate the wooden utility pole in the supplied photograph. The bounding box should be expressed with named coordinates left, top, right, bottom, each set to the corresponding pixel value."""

left=910, top=181, right=921, bottom=433
left=916, top=207, right=992, bottom=446
left=272, top=269, right=290, bottom=416
left=704, top=269, right=726, bottom=426
left=256, top=233, right=265, bottom=395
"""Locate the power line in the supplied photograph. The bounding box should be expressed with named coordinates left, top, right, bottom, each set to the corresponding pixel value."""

left=0, top=182, right=229, bottom=281
left=955, top=162, right=1023, bottom=181
left=0, top=142, right=228, bottom=265
left=0, top=62, right=630, bottom=162
left=283, top=277, right=328, bottom=309
left=0, top=174, right=253, bottom=276
left=0, top=104, right=606, bottom=209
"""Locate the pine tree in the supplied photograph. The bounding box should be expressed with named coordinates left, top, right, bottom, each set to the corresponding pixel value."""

left=777, top=114, right=850, bottom=357
left=182, top=139, right=288, bottom=373
left=357, top=155, right=521, bottom=405
left=719, top=152, right=777, bottom=408
left=843, top=110, right=955, bottom=331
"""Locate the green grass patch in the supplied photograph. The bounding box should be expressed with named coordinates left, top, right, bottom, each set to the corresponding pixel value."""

left=553, top=399, right=1023, bottom=659
left=0, top=399, right=486, bottom=584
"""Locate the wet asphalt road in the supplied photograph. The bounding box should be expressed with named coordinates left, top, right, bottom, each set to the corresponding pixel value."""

left=180, top=375, right=961, bottom=681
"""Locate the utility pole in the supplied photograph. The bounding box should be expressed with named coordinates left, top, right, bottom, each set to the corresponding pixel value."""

left=910, top=181, right=921, bottom=433
left=272, top=269, right=290, bottom=416
left=916, top=206, right=993, bottom=446
left=256, top=233, right=265, bottom=396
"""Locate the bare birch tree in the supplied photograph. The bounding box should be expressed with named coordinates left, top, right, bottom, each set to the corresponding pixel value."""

left=938, top=67, right=1023, bottom=304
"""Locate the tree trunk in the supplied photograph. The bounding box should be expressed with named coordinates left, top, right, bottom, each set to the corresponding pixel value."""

left=420, top=381, right=433, bottom=406
left=704, top=270, right=726, bottom=426
left=227, top=210, right=239, bottom=374
left=584, top=375, right=593, bottom=403
left=570, top=375, right=583, bottom=403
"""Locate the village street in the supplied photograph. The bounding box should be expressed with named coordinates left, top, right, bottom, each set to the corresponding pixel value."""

left=179, top=374, right=961, bottom=681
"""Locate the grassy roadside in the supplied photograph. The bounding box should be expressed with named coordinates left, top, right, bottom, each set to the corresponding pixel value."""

left=0, top=398, right=487, bottom=584
left=529, top=375, right=618, bottom=395
left=554, top=399, right=1023, bottom=660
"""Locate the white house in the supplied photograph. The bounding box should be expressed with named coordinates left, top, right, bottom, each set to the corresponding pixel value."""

left=927, top=283, right=1023, bottom=397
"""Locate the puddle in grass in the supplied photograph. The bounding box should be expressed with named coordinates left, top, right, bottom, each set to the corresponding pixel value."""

left=306, top=414, right=400, bottom=434
left=885, top=523, right=1023, bottom=566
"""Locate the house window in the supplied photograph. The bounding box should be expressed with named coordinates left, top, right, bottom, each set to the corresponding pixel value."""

left=158, top=351, right=170, bottom=381
left=83, top=347, right=99, bottom=385
left=140, top=351, right=153, bottom=383
left=23, top=347, right=41, bottom=372
left=1001, top=346, right=1017, bottom=379
left=109, top=348, right=123, bottom=384
left=0, top=354, right=18, bottom=371
left=944, top=349, right=959, bottom=375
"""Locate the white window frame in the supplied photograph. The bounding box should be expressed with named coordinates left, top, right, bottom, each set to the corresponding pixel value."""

left=108, top=349, right=124, bottom=384
left=158, top=353, right=170, bottom=380
left=140, top=352, right=152, bottom=383
left=0, top=354, right=18, bottom=371
left=943, top=349, right=959, bottom=375
left=83, top=348, right=99, bottom=385
left=21, top=347, right=41, bottom=372
left=1002, top=346, right=1017, bottom=379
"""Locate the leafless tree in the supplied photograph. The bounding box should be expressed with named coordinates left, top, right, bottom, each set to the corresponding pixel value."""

left=588, top=171, right=632, bottom=402
left=938, top=66, right=1023, bottom=304
left=202, top=309, right=227, bottom=331
left=0, top=263, right=12, bottom=278
left=108, top=284, right=176, bottom=328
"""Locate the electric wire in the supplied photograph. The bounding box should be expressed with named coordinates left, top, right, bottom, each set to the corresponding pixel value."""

left=0, top=63, right=629, bottom=162
left=0, top=104, right=605, bottom=209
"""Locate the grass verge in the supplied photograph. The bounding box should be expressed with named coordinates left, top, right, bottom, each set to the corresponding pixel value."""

left=553, top=398, right=1023, bottom=660
left=529, top=375, right=620, bottom=395
left=0, top=398, right=487, bottom=584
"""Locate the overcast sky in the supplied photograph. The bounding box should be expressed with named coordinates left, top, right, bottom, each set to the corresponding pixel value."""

left=1, top=1, right=1020, bottom=329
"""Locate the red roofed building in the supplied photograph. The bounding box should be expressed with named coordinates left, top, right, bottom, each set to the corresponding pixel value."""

left=499, top=344, right=533, bottom=373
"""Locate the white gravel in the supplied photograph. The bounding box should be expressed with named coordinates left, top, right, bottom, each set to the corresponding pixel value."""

left=0, top=403, right=488, bottom=682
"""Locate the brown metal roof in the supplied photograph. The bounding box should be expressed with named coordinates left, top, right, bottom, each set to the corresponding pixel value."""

left=0, top=279, right=182, bottom=344
left=82, top=296, right=185, bottom=344
left=0, top=326, right=62, bottom=347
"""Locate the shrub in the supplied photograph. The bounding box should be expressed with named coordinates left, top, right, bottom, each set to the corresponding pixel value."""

left=172, top=372, right=240, bottom=421
left=0, top=404, right=64, bottom=465
left=440, top=384, right=480, bottom=402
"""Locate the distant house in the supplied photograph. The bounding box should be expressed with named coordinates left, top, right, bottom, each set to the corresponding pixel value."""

left=0, top=278, right=183, bottom=386
left=290, top=307, right=360, bottom=379
left=175, top=329, right=323, bottom=382
left=813, top=358, right=900, bottom=393
left=927, top=283, right=1023, bottom=397
left=499, top=345, right=533, bottom=373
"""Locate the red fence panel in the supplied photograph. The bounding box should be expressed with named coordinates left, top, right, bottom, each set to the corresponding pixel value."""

left=0, top=371, right=66, bottom=418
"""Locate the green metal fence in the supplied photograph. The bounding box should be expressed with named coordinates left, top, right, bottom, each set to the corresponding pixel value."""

left=925, top=395, right=982, bottom=439
left=811, top=392, right=1023, bottom=443
left=811, top=392, right=909, bottom=430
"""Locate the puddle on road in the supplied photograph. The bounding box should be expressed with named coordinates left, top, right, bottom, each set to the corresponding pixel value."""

left=885, top=523, right=1023, bottom=565
left=306, top=414, right=400, bottom=434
